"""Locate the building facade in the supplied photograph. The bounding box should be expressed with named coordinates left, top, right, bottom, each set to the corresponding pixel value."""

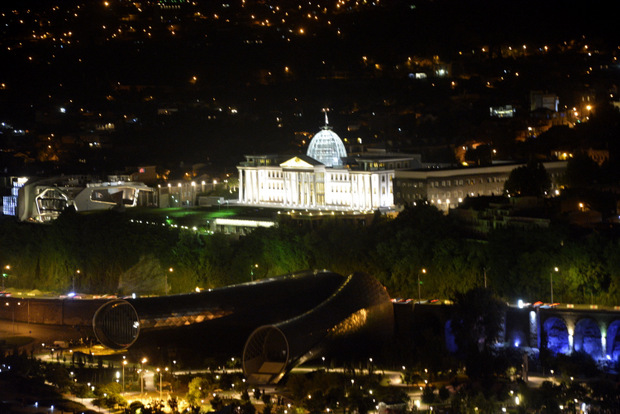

left=238, top=118, right=568, bottom=214
left=238, top=154, right=394, bottom=211
left=237, top=121, right=403, bottom=212
left=394, top=161, right=568, bottom=211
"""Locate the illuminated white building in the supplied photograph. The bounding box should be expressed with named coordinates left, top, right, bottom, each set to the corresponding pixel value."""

left=238, top=121, right=399, bottom=211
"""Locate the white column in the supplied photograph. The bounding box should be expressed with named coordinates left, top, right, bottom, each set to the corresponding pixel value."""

left=250, top=170, right=258, bottom=203
left=346, top=174, right=352, bottom=209
left=245, top=170, right=250, bottom=203
left=285, top=171, right=293, bottom=205
left=254, top=170, right=260, bottom=203
left=304, top=172, right=310, bottom=206
left=238, top=169, right=244, bottom=203
left=300, top=172, right=306, bottom=206
left=371, top=175, right=377, bottom=208
left=293, top=172, right=299, bottom=206
left=359, top=175, right=366, bottom=209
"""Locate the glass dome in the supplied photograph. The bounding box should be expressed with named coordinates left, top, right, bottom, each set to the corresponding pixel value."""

left=306, top=127, right=347, bottom=167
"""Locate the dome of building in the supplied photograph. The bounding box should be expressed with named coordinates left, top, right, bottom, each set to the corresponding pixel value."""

left=306, top=125, right=347, bottom=167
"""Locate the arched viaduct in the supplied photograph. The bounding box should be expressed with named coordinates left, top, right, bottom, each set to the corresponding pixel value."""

left=405, top=302, right=620, bottom=363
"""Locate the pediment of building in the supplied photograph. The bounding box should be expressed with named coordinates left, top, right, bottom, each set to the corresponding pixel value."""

left=280, top=155, right=320, bottom=168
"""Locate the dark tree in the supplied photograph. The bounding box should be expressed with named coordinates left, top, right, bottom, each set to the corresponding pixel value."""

left=561, top=153, right=600, bottom=189
left=210, top=394, right=224, bottom=411
left=504, top=160, right=551, bottom=197
left=450, top=288, right=506, bottom=380
left=421, top=385, right=436, bottom=404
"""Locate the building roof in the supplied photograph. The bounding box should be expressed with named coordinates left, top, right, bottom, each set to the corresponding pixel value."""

left=306, top=125, right=347, bottom=167
left=280, top=154, right=323, bottom=168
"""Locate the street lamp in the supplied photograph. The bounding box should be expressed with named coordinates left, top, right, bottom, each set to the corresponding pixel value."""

left=165, top=268, right=173, bottom=295
left=122, top=359, right=127, bottom=394
left=140, top=357, right=147, bottom=395
left=551, top=267, right=559, bottom=304
left=2, top=265, right=10, bottom=291
left=250, top=264, right=258, bottom=281
left=157, top=368, right=162, bottom=401
left=418, top=268, right=426, bottom=303
left=72, top=269, right=80, bottom=293
left=157, top=367, right=168, bottom=401
left=4, top=301, right=20, bottom=334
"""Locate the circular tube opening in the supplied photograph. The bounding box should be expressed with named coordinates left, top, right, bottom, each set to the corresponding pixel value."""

left=92, top=299, right=140, bottom=350
left=243, top=325, right=289, bottom=384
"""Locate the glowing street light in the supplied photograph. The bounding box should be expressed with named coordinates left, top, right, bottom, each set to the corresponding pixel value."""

left=165, top=267, right=173, bottom=295
left=122, top=359, right=127, bottom=394
left=2, top=265, right=10, bottom=291
left=157, top=367, right=168, bottom=401
left=418, top=268, right=426, bottom=303
left=140, top=357, right=147, bottom=394
left=551, top=267, right=559, bottom=304
left=72, top=269, right=80, bottom=293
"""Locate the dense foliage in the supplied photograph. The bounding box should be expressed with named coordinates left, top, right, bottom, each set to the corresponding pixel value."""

left=504, top=160, right=551, bottom=197
left=2, top=203, right=620, bottom=305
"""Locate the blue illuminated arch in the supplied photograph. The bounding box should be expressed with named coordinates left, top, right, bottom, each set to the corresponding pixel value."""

left=573, top=318, right=602, bottom=360
left=543, top=317, right=570, bottom=355
left=606, top=320, right=620, bottom=362
left=445, top=320, right=458, bottom=354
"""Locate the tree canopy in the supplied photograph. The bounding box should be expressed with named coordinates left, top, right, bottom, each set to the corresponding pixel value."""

left=504, top=160, right=551, bottom=197
left=1, top=202, right=620, bottom=306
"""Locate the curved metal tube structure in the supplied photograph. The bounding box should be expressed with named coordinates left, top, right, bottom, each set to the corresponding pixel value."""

left=92, top=299, right=140, bottom=349
left=242, top=272, right=394, bottom=384
left=92, top=270, right=346, bottom=350
left=93, top=270, right=394, bottom=384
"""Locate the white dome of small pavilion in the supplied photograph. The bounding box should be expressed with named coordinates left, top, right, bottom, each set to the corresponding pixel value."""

left=306, top=115, right=347, bottom=167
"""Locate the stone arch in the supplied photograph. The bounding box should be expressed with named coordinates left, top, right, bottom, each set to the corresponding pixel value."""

left=507, top=328, right=528, bottom=348
left=606, top=320, right=620, bottom=362
left=543, top=317, right=570, bottom=355
left=573, top=318, right=602, bottom=359
left=444, top=319, right=458, bottom=354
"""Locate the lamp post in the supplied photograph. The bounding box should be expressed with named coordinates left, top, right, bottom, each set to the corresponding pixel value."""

left=165, top=268, right=173, bottom=295
left=551, top=267, right=558, bottom=304
left=171, top=360, right=177, bottom=393
left=2, top=265, right=10, bottom=291
left=140, top=357, right=147, bottom=395
left=157, top=367, right=168, bottom=401
left=157, top=368, right=162, bottom=401
left=250, top=264, right=258, bottom=281
left=73, top=269, right=80, bottom=293
left=418, top=268, right=426, bottom=303
left=122, top=359, right=127, bottom=394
